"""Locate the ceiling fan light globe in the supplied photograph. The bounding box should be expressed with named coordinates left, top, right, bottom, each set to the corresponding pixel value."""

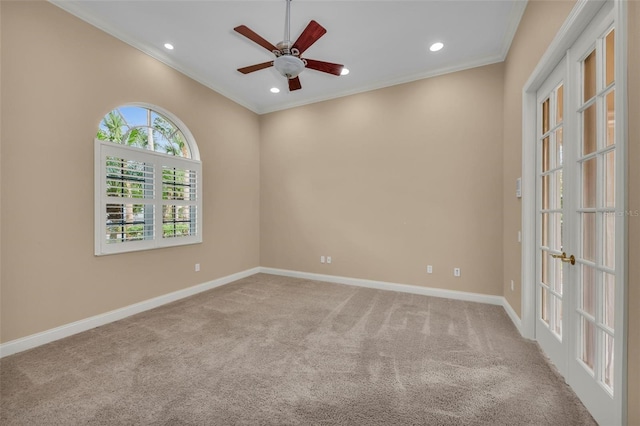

left=274, top=55, right=305, bottom=78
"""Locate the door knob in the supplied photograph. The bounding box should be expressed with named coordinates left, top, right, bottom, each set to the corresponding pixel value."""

left=551, top=252, right=576, bottom=265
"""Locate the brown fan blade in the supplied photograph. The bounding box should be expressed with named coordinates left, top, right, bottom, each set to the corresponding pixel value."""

left=234, top=25, right=278, bottom=52
left=292, top=20, right=327, bottom=55
left=303, top=59, right=344, bottom=76
left=288, top=76, right=302, bottom=91
left=237, top=61, right=274, bottom=74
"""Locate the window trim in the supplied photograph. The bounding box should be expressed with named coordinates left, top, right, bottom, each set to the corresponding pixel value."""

left=94, top=105, right=202, bottom=256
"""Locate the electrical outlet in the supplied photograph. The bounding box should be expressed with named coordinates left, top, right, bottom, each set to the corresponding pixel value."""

left=518, top=231, right=522, bottom=243
left=454, top=268, right=461, bottom=277
left=195, top=263, right=200, bottom=272
left=327, top=256, right=332, bottom=264
left=321, top=256, right=325, bottom=264
left=511, top=280, right=514, bottom=291
left=427, top=265, right=433, bottom=274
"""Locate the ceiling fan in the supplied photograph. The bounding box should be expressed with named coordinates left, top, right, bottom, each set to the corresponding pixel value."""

left=234, top=0, right=344, bottom=92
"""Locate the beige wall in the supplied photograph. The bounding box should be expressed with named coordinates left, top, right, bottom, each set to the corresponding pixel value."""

left=2, top=1, right=638, bottom=422
left=501, top=0, right=577, bottom=317
left=627, top=2, right=639, bottom=424
left=261, top=63, right=505, bottom=295
left=0, top=2, right=261, bottom=342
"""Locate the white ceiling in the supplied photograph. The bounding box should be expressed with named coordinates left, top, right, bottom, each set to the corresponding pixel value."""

left=51, top=0, right=527, bottom=114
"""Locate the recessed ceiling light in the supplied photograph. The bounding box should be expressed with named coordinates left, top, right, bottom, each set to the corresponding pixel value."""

left=270, top=87, right=280, bottom=93
left=429, top=42, right=444, bottom=52
left=340, top=67, right=350, bottom=76
left=164, top=43, right=174, bottom=50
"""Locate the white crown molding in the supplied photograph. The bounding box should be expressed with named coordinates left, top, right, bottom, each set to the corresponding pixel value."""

left=499, top=0, right=529, bottom=61
left=49, top=0, right=522, bottom=116
left=48, top=0, right=260, bottom=114
left=257, top=55, right=505, bottom=115
left=0, top=267, right=261, bottom=358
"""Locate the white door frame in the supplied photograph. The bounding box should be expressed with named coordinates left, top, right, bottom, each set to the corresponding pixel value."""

left=521, top=0, right=628, bottom=424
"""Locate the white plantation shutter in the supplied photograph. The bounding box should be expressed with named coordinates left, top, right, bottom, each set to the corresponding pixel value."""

left=160, top=164, right=198, bottom=241
left=95, top=139, right=202, bottom=255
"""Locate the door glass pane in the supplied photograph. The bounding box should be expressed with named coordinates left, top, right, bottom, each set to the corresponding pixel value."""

left=553, top=213, right=563, bottom=251
left=542, top=175, right=550, bottom=210
left=583, top=213, right=596, bottom=261
left=604, top=151, right=615, bottom=207
left=554, top=252, right=563, bottom=294
left=542, top=250, right=551, bottom=285
left=557, top=85, right=564, bottom=123
left=604, top=213, right=615, bottom=268
left=542, top=213, right=549, bottom=247
left=582, top=265, right=596, bottom=316
left=542, top=137, right=550, bottom=172
left=555, top=170, right=563, bottom=209
left=583, top=104, right=597, bottom=155
left=583, top=158, right=597, bottom=208
left=584, top=50, right=596, bottom=101
left=556, top=128, right=563, bottom=165
left=604, top=273, right=615, bottom=328
left=603, top=332, right=614, bottom=390
left=553, top=295, right=562, bottom=336
left=606, top=91, right=615, bottom=146
left=581, top=316, right=596, bottom=372
left=606, top=29, right=615, bottom=86
left=542, top=98, right=550, bottom=133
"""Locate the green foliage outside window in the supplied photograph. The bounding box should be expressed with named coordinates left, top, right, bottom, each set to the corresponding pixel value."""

left=97, top=107, right=188, bottom=157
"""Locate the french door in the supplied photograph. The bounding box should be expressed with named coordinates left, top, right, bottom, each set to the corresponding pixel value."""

left=536, top=59, right=567, bottom=376
left=535, top=2, right=621, bottom=424
left=567, top=6, right=618, bottom=423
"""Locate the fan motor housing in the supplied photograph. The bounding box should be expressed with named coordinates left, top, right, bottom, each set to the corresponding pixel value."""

left=275, top=41, right=300, bottom=57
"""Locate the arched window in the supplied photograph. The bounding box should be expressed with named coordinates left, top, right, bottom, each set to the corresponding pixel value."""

left=94, top=105, right=202, bottom=255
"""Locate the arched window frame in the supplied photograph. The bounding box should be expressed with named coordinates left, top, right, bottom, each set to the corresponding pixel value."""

left=94, top=104, right=202, bottom=255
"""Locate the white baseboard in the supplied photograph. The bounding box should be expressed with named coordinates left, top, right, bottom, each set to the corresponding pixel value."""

left=501, top=297, right=523, bottom=336
left=1, top=266, right=525, bottom=358
left=259, top=267, right=504, bottom=306
left=0, top=267, right=261, bottom=358
left=260, top=267, right=522, bottom=335
left=261, top=267, right=525, bottom=336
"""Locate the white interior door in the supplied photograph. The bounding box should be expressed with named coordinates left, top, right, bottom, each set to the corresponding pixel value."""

left=536, top=59, right=568, bottom=376
left=566, top=5, right=618, bottom=423
left=533, top=2, right=622, bottom=424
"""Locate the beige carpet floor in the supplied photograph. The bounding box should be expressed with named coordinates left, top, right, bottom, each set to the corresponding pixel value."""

left=1, top=273, right=595, bottom=425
